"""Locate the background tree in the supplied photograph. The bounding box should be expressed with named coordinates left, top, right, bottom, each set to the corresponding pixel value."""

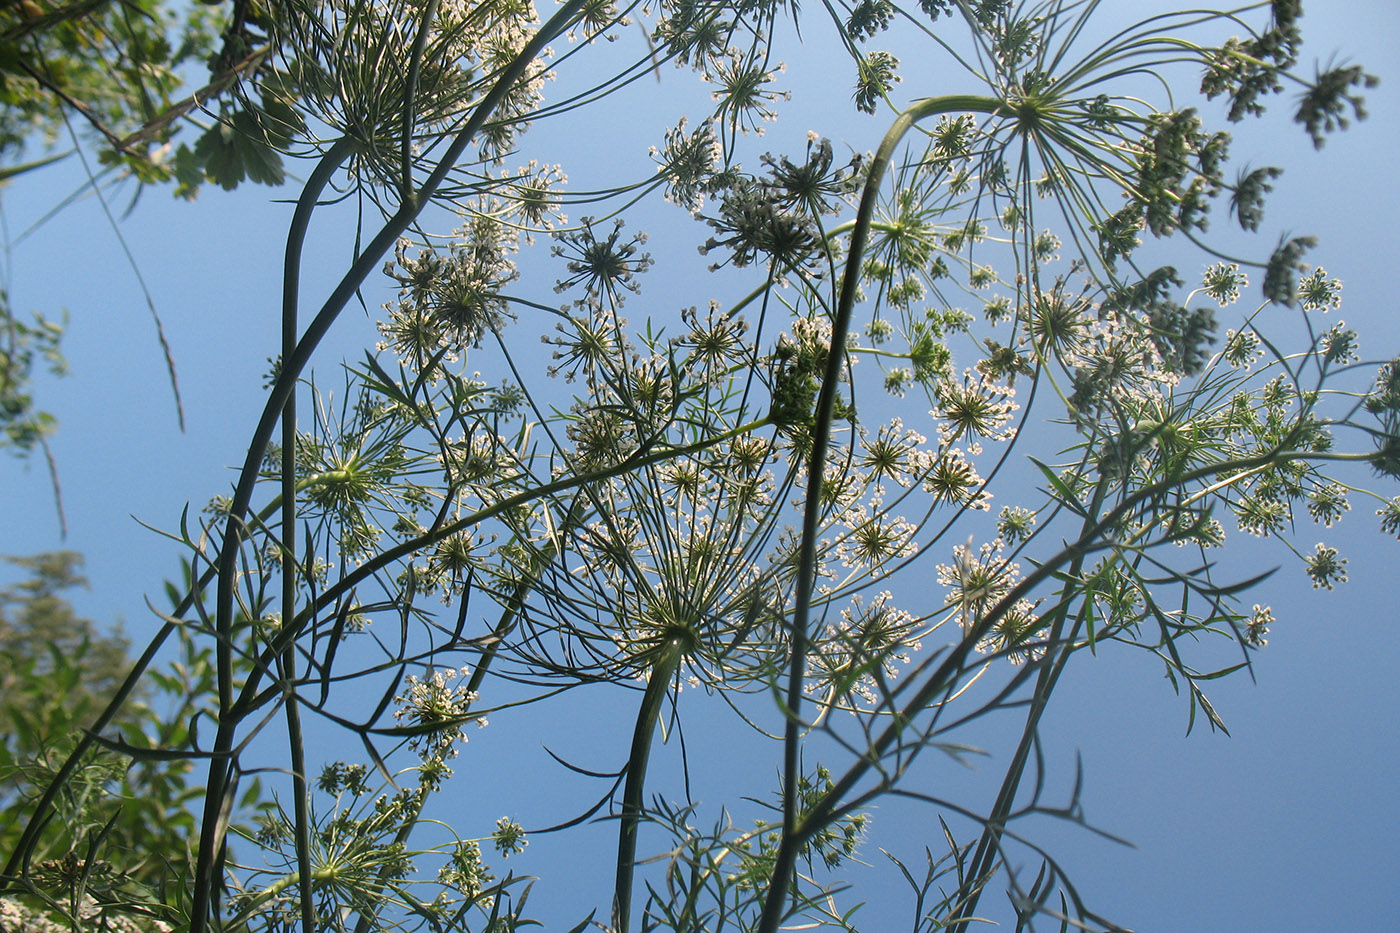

left=0, top=553, right=248, bottom=927
left=0, top=552, right=128, bottom=751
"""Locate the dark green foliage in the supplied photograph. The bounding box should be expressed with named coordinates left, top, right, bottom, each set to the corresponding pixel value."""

left=1296, top=63, right=1380, bottom=148
left=1230, top=164, right=1282, bottom=231
left=0, top=0, right=223, bottom=169
left=187, top=92, right=303, bottom=191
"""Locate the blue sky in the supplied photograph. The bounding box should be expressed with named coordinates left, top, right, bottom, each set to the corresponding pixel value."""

left=3, top=1, right=1398, bottom=929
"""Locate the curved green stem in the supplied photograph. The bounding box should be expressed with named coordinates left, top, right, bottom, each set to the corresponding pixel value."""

left=757, top=93, right=1003, bottom=933
left=399, top=0, right=443, bottom=195
left=195, top=133, right=353, bottom=933
left=194, top=8, right=590, bottom=927
left=212, top=134, right=353, bottom=716
left=281, top=129, right=313, bottom=933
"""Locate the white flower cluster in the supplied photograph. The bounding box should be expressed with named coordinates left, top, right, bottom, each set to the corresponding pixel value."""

left=813, top=591, right=922, bottom=706
left=394, top=666, right=483, bottom=761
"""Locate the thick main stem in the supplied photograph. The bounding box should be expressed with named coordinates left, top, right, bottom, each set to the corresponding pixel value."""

left=280, top=145, right=314, bottom=933
left=613, top=643, right=684, bottom=933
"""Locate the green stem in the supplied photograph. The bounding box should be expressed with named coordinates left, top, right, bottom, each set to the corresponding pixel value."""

left=757, top=93, right=1004, bottom=933
left=194, top=9, right=590, bottom=928
left=281, top=133, right=314, bottom=933
left=195, top=133, right=352, bottom=933
left=399, top=0, right=443, bottom=195
left=227, top=864, right=347, bottom=921
left=945, top=481, right=1108, bottom=932
left=614, top=642, right=684, bottom=933
left=282, top=653, right=314, bottom=933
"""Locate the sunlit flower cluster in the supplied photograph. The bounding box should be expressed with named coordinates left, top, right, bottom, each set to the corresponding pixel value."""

left=919, top=445, right=990, bottom=510
left=279, top=0, right=549, bottom=177
left=1223, top=327, right=1264, bottom=369
left=551, top=217, right=653, bottom=303
left=1378, top=498, right=1400, bottom=538
left=1202, top=262, right=1248, bottom=306
left=707, top=55, right=789, bottom=136
left=933, top=370, right=1018, bottom=443
left=543, top=302, right=629, bottom=384
left=857, top=418, right=927, bottom=490
left=935, top=539, right=1041, bottom=662
left=813, top=590, right=922, bottom=705
left=379, top=213, right=521, bottom=367
left=1243, top=604, right=1274, bottom=648
left=1320, top=320, right=1359, bottom=365
left=1304, top=542, right=1347, bottom=589
left=504, top=161, right=569, bottom=238
left=652, top=117, right=725, bottom=213
left=835, top=499, right=918, bottom=569
left=996, top=505, right=1035, bottom=544
left=394, top=666, right=483, bottom=759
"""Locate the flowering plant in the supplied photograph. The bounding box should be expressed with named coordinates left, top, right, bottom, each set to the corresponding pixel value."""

left=2, top=1, right=1393, bottom=932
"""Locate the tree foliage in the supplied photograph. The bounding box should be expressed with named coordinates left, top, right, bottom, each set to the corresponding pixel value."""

left=0, top=553, right=242, bottom=929
left=0, top=553, right=127, bottom=743
left=1, top=0, right=1395, bottom=931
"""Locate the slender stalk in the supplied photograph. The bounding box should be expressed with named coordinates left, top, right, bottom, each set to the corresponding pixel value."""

left=281, top=651, right=314, bottom=933
left=614, top=642, right=684, bottom=933
left=758, top=93, right=1004, bottom=933
left=193, top=134, right=353, bottom=933
left=281, top=140, right=314, bottom=933
left=193, top=10, right=589, bottom=926
left=398, top=0, right=443, bottom=195
left=212, top=135, right=354, bottom=717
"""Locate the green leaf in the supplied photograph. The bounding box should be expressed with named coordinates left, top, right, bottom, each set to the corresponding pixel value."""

left=1029, top=456, right=1087, bottom=516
